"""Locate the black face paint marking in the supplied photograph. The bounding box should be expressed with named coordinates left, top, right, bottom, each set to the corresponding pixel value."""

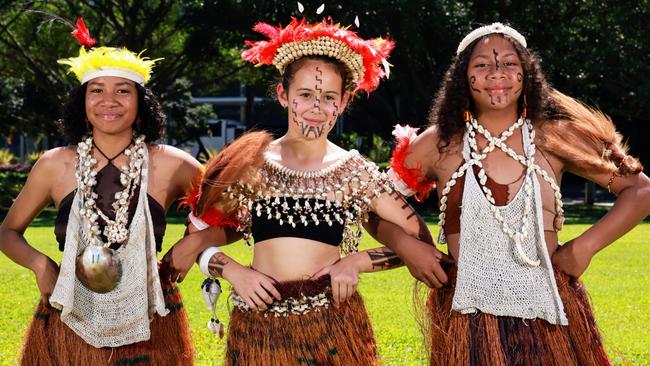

left=497, top=95, right=502, bottom=103
left=493, top=48, right=500, bottom=70
left=300, top=123, right=325, bottom=139
left=470, top=76, right=481, bottom=93
left=514, top=73, right=523, bottom=94
left=489, top=94, right=496, bottom=105
left=291, top=98, right=300, bottom=127
left=313, top=67, right=323, bottom=112
left=328, top=101, right=339, bottom=128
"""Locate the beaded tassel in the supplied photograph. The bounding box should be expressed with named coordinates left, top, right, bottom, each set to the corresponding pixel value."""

left=228, top=151, right=393, bottom=254
left=202, top=278, right=225, bottom=339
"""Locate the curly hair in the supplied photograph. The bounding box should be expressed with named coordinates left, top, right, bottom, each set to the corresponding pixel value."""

left=428, top=34, right=557, bottom=152
left=56, top=83, right=166, bottom=144
left=427, top=33, right=642, bottom=176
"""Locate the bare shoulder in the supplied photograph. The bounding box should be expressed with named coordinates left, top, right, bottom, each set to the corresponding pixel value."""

left=264, top=138, right=283, bottom=161
left=32, top=146, right=76, bottom=174
left=148, top=144, right=202, bottom=171
left=327, top=141, right=352, bottom=161
left=403, top=125, right=442, bottom=177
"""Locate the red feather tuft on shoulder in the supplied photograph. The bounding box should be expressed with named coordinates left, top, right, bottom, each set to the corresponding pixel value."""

left=179, top=184, right=200, bottom=212
left=179, top=174, right=241, bottom=229
left=199, top=207, right=241, bottom=229
left=390, top=125, right=436, bottom=201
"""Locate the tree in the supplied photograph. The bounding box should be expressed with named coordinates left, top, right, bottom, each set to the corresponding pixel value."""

left=1, top=1, right=647, bottom=166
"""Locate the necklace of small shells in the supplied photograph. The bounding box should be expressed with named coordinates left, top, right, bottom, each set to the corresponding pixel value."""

left=437, top=116, right=564, bottom=267
left=76, top=134, right=146, bottom=247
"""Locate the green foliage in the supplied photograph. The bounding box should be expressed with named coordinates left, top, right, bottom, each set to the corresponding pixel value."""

left=0, top=168, right=28, bottom=208
left=0, top=222, right=648, bottom=365
left=162, top=78, right=216, bottom=144
left=0, top=1, right=648, bottom=164
left=0, top=1, right=241, bottom=144
left=336, top=131, right=360, bottom=151
left=26, top=151, right=43, bottom=166
left=368, top=134, right=391, bottom=164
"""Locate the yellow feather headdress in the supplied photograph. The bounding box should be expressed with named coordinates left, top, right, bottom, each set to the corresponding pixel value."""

left=58, top=47, right=162, bottom=85
left=57, top=18, right=161, bottom=85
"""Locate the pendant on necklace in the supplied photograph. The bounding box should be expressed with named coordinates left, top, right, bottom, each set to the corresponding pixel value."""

left=75, top=245, right=121, bottom=293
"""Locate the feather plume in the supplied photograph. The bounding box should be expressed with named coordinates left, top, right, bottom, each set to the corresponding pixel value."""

left=58, top=46, right=162, bottom=84
left=242, top=17, right=394, bottom=93
left=390, top=125, right=436, bottom=201
left=71, top=17, right=96, bottom=48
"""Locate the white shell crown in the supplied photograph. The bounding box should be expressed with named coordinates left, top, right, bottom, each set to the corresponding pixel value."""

left=457, top=22, right=527, bottom=55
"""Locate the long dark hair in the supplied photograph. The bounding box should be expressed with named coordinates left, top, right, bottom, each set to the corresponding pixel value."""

left=427, top=34, right=557, bottom=152
left=428, top=33, right=642, bottom=175
left=57, top=83, right=166, bottom=144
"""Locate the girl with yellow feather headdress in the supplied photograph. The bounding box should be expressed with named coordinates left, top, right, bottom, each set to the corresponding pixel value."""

left=0, top=17, right=199, bottom=365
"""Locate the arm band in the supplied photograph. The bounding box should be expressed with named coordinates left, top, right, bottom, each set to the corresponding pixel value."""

left=198, top=246, right=224, bottom=278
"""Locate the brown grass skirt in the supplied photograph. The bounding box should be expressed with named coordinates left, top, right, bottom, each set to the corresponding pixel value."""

left=225, top=275, right=377, bottom=366
left=20, top=280, right=194, bottom=366
left=425, top=266, right=610, bottom=366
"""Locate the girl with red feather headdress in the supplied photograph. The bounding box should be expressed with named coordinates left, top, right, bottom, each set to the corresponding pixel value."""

left=161, top=14, right=449, bottom=366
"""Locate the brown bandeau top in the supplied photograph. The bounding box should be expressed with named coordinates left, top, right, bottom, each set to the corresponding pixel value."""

left=55, top=163, right=166, bottom=252
left=442, top=165, right=557, bottom=235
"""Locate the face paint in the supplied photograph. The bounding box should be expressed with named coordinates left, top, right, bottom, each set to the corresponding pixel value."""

left=493, top=48, right=500, bottom=70
left=329, top=101, right=339, bottom=129
left=466, top=35, right=524, bottom=113
left=291, top=98, right=300, bottom=127
left=313, top=66, right=323, bottom=112
left=514, top=72, right=523, bottom=94
left=470, top=75, right=481, bottom=93
left=282, top=60, right=346, bottom=140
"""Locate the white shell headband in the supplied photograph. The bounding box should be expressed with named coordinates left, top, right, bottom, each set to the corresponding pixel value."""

left=456, top=22, right=527, bottom=55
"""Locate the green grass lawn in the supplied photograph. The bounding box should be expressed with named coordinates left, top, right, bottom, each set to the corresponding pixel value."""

left=0, top=223, right=648, bottom=365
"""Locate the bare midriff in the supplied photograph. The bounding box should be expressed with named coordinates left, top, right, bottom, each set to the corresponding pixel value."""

left=252, top=238, right=341, bottom=281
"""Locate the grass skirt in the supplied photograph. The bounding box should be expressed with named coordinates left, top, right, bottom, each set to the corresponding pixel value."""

left=425, top=265, right=610, bottom=366
left=225, top=275, right=377, bottom=366
left=20, top=280, right=194, bottom=365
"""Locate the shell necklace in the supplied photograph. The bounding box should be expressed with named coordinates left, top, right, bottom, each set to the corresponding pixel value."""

left=437, top=117, right=564, bottom=266
left=75, top=134, right=146, bottom=292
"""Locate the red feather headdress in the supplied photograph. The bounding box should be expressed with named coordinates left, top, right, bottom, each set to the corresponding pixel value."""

left=242, top=17, right=394, bottom=93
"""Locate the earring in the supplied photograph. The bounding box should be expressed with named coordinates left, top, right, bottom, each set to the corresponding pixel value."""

left=464, top=110, right=472, bottom=123
left=522, top=95, right=528, bottom=119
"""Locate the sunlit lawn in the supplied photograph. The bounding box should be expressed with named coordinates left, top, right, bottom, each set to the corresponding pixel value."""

left=0, top=222, right=648, bottom=365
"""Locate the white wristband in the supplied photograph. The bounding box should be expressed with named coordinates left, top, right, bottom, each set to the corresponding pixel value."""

left=198, top=246, right=224, bottom=277
left=188, top=212, right=210, bottom=230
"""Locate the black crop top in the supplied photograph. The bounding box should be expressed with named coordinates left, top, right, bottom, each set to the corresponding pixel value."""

left=250, top=197, right=345, bottom=246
